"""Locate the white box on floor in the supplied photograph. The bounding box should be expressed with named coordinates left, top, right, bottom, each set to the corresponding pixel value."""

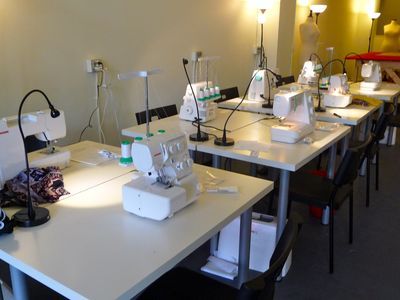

left=215, top=214, right=292, bottom=276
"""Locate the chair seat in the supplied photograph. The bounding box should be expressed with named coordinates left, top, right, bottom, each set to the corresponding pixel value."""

left=289, top=172, right=353, bottom=209
left=388, top=113, right=400, bottom=128
left=138, top=267, right=238, bottom=300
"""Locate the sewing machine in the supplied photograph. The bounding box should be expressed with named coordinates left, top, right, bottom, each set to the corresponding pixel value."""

left=0, top=109, right=70, bottom=189
left=297, top=60, right=321, bottom=86
left=179, top=81, right=219, bottom=123
left=323, top=74, right=353, bottom=108
left=271, top=88, right=316, bottom=143
left=248, top=70, right=268, bottom=101
left=122, top=132, right=199, bottom=221
left=360, top=60, right=382, bottom=91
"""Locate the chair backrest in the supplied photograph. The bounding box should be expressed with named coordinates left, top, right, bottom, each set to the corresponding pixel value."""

left=135, top=104, right=178, bottom=125
left=373, top=103, right=395, bottom=141
left=334, top=135, right=372, bottom=187
left=238, top=213, right=303, bottom=300
left=276, top=75, right=295, bottom=87
left=24, top=135, right=47, bottom=153
left=218, top=87, right=239, bottom=103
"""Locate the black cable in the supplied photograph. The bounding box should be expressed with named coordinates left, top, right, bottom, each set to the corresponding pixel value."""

left=214, top=71, right=259, bottom=146
left=316, top=58, right=346, bottom=112
left=78, top=72, right=103, bottom=142
left=309, top=53, right=323, bottom=66
left=344, top=52, right=364, bottom=82
left=191, top=120, right=229, bottom=132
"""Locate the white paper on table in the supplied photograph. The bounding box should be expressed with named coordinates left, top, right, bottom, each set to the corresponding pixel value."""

left=200, top=255, right=238, bottom=280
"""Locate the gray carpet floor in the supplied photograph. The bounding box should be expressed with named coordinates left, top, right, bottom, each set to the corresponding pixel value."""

left=271, top=141, right=400, bottom=300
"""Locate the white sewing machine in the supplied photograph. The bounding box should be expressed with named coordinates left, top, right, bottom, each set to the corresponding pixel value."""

left=179, top=81, right=219, bottom=123
left=271, top=89, right=316, bottom=143
left=248, top=69, right=268, bottom=101
left=297, top=60, right=321, bottom=86
left=360, top=60, right=382, bottom=91
left=0, top=109, right=70, bottom=189
left=323, top=74, right=353, bottom=108
left=122, top=132, right=199, bottom=221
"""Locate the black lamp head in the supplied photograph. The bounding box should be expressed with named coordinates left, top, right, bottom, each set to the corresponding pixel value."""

left=50, top=107, right=60, bottom=118
left=182, top=58, right=189, bottom=66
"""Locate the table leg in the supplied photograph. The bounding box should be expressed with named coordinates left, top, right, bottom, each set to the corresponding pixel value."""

left=276, top=170, right=290, bottom=242
left=10, top=266, right=28, bottom=300
left=210, top=235, right=218, bottom=256
left=212, top=155, right=221, bottom=168
left=322, top=143, right=338, bottom=225
left=238, top=208, right=252, bottom=284
left=388, top=95, right=398, bottom=146
left=327, top=143, right=337, bottom=179
left=341, top=135, right=349, bottom=158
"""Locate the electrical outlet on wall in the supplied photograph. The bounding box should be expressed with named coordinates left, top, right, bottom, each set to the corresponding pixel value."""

left=86, top=59, right=104, bottom=73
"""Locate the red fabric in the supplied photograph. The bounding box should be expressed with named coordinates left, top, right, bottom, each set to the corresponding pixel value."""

left=347, top=52, right=400, bottom=61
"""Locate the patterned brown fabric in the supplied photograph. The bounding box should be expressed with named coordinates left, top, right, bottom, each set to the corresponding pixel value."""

left=0, top=166, right=69, bottom=207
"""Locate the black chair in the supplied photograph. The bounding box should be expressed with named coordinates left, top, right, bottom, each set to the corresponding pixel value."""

left=135, top=104, right=178, bottom=125
left=288, top=136, right=372, bottom=273
left=359, top=103, right=394, bottom=207
left=24, top=135, right=47, bottom=153
left=218, top=87, right=239, bottom=103
left=387, top=105, right=400, bottom=145
left=275, top=76, right=295, bottom=87
left=138, top=213, right=303, bottom=300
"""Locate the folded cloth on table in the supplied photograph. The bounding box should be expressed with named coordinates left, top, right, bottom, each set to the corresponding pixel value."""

left=0, top=166, right=69, bottom=207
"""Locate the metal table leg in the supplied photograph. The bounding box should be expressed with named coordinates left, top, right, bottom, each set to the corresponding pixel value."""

left=341, top=135, right=349, bottom=158
left=322, top=143, right=338, bottom=225
left=238, top=208, right=252, bottom=284
left=10, top=266, right=28, bottom=300
left=276, top=170, right=290, bottom=242
left=212, top=155, right=221, bottom=168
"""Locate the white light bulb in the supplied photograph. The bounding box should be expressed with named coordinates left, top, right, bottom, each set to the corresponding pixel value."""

left=310, top=4, right=327, bottom=14
left=368, top=12, right=381, bottom=20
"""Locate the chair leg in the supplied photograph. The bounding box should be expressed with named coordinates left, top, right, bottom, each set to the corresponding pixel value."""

left=366, top=157, right=370, bottom=207
left=375, top=148, right=380, bottom=191
left=349, top=192, right=353, bottom=244
left=329, top=204, right=334, bottom=274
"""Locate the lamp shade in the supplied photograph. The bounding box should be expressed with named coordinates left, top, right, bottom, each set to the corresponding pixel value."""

left=368, top=11, right=381, bottom=20
left=310, top=4, right=327, bottom=14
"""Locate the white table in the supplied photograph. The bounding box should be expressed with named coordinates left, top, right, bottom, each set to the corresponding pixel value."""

left=122, top=109, right=267, bottom=148
left=122, top=112, right=351, bottom=241
left=0, top=164, right=273, bottom=300
left=350, top=82, right=400, bottom=145
left=218, top=96, right=380, bottom=127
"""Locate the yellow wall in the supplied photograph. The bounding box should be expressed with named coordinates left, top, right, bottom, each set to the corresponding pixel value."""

left=292, top=0, right=380, bottom=79
left=0, top=0, right=295, bottom=146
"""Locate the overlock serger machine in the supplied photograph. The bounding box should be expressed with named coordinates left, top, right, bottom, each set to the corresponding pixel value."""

left=0, top=109, right=70, bottom=189
left=179, top=81, right=220, bottom=123
left=323, top=74, right=352, bottom=108
left=360, top=60, right=382, bottom=91
left=297, top=60, right=320, bottom=86
left=271, top=88, right=316, bottom=143
left=122, top=132, right=199, bottom=221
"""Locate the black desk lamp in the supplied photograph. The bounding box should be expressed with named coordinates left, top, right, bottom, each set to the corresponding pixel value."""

left=13, top=89, right=61, bottom=227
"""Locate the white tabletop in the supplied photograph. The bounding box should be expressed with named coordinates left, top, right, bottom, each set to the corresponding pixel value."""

left=0, top=165, right=273, bottom=300
left=196, top=119, right=350, bottom=171
left=350, top=82, right=400, bottom=102
left=61, top=141, right=135, bottom=197
left=317, top=104, right=380, bottom=126
left=122, top=109, right=267, bottom=145
left=218, top=98, right=380, bottom=126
